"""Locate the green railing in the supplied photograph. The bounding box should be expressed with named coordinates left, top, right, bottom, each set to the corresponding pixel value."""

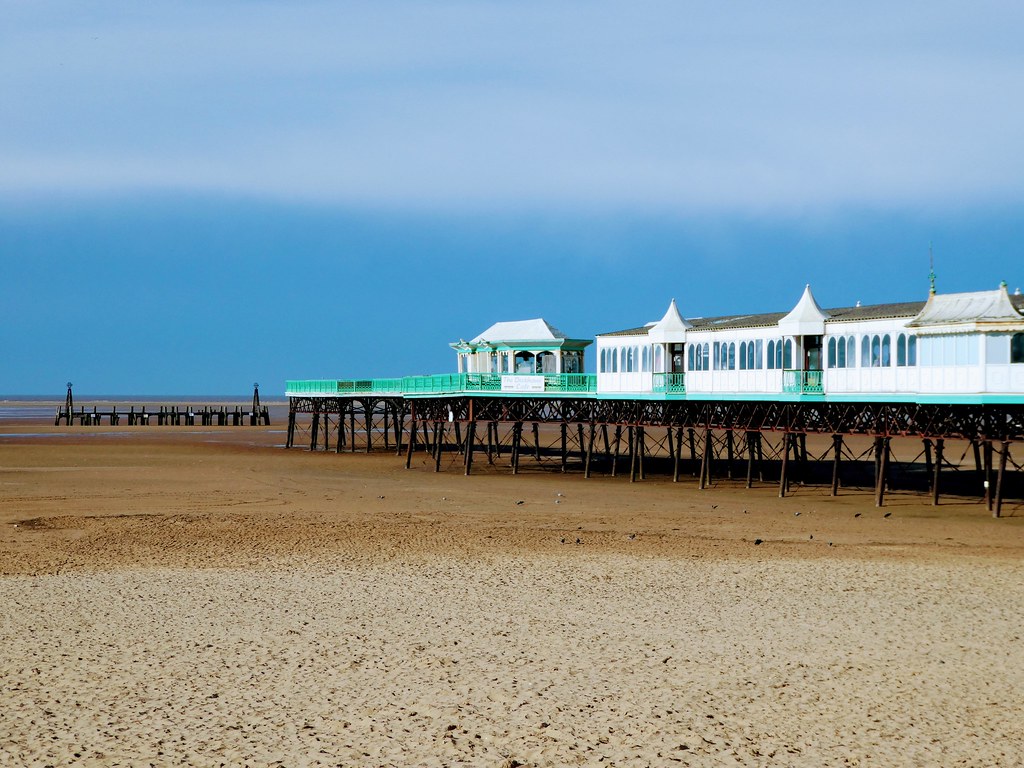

left=652, top=372, right=687, bottom=394
left=782, top=369, right=824, bottom=394
left=285, top=373, right=597, bottom=397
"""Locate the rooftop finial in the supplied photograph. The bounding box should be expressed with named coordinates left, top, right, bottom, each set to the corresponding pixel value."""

left=928, top=242, right=936, bottom=295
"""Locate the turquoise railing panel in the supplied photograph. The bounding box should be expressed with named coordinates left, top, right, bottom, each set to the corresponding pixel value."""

left=782, top=369, right=823, bottom=394
left=286, top=372, right=598, bottom=396
left=652, top=373, right=686, bottom=393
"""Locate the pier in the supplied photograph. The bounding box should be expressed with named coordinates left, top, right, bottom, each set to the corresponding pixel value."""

left=283, top=383, right=1024, bottom=516
left=55, top=383, right=271, bottom=427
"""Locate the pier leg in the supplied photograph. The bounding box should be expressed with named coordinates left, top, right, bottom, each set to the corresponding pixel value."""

left=698, top=428, right=710, bottom=490
left=560, top=423, right=568, bottom=473
left=688, top=428, right=697, bottom=476
left=673, top=427, right=683, bottom=483
left=745, top=431, right=756, bottom=489
left=365, top=404, right=374, bottom=453
left=830, top=434, right=843, bottom=496
left=874, top=436, right=889, bottom=507
left=778, top=433, right=789, bottom=498
left=350, top=409, right=357, bottom=454
left=493, top=422, right=502, bottom=459
left=394, top=407, right=405, bottom=455
left=637, top=426, right=646, bottom=480
left=309, top=409, right=320, bottom=451
left=383, top=408, right=390, bottom=451
left=602, top=425, right=611, bottom=458
left=667, top=427, right=676, bottom=482
left=405, top=419, right=418, bottom=469
left=984, top=440, right=993, bottom=511
left=533, top=423, right=541, bottom=462
left=286, top=409, right=296, bottom=449
left=322, top=412, right=331, bottom=452
left=922, top=439, right=933, bottom=488
left=994, top=441, right=1009, bottom=518
left=577, top=424, right=586, bottom=467
left=434, top=423, right=445, bottom=472
left=464, top=421, right=476, bottom=476
left=628, top=427, right=638, bottom=483
left=932, top=439, right=944, bottom=505
left=611, top=425, right=622, bottom=477
left=726, top=430, right=735, bottom=479
left=512, top=422, right=522, bottom=475
left=584, top=423, right=595, bottom=478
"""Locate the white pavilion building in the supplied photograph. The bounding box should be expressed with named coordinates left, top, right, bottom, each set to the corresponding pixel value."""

left=451, top=319, right=592, bottom=375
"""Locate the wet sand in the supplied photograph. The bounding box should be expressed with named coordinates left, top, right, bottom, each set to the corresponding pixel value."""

left=1, top=421, right=1023, bottom=766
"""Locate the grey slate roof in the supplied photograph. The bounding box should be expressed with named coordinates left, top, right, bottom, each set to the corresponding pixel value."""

left=599, top=299, right=932, bottom=337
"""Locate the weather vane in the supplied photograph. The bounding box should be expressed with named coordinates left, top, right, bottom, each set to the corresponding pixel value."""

left=928, top=242, right=936, bottom=295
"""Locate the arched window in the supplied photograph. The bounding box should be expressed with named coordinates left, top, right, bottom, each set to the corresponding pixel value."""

left=687, top=346, right=695, bottom=371
left=635, top=346, right=641, bottom=372
left=739, top=341, right=747, bottom=370
left=783, top=340, right=793, bottom=369
left=702, top=343, right=710, bottom=370
left=654, top=346, right=663, bottom=372
left=1012, top=333, right=1024, bottom=363
left=908, top=335, right=917, bottom=366
left=727, top=342, right=736, bottom=370
left=747, top=341, right=755, bottom=370
left=643, top=346, right=651, bottom=372
left=897, top=334, right=907, bottom=366
left=755, top=340, right=763, bottom=369
left=846, top=337, right=856, bottom=368
left=861, top=336, right=870, bottom=367
left=871, top=335, right=881, bottom=367
left=881, top=335, right=891, bottom=367
left=837, top=336, right=847, bottom=368
left=767, top=340, right=776, bottom=369
left=514, top=351, right=536, bottom=373
left=827, top=338, right=837, bottom=368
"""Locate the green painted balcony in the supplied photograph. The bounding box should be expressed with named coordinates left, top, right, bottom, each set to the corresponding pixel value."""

left=652, top=372, right=687, bottom=394
left=782, top=369, right=824, bottom=394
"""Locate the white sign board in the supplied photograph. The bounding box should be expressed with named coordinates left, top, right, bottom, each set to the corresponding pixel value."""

left=501, top=375, right=545, bottom=393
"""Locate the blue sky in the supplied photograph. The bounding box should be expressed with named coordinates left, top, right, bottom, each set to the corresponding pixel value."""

left=2, top=2, right=1023, bottom=395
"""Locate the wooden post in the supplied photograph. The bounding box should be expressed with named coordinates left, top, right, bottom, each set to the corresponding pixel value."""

left=984, top=440, right=993, bottom=512
left=830, top=434, right=843, bottom=496
left=350, top=409, right=357, bottom=454
left=532, top=422, right=541, bottom=461
left=666, top=427, right=676, bottom=480
left=584, top=423, right=596, bottom=478
left=577, top=424, right=586, bottom=467
left=560, top=423, right=568, bottom=473
left=778, top=433, right=789, bottom=498
left=602, top=425, right=611, bottom=457
left=493, top=422, right=502, bottom=458
left=434, top=423, right=445, bottom=472
left=485, top=421, right=494, bottom=464
left=688, top=428, right=697, bottom=475
left=322, top=412, right=331, bottom=452
left=932, top=438, right=943, bottom=505
left=454, top=421, right=463, bottom=456
left=874, top=436, right=889, bottom=507
left=365, top=403, right=373, bottom=453
left=699, top=427, right=711, bottom=490
left=611, top=425, right=622, bottom=477
left=382, top=408, right=390, bottom=450
left=464, top=420, right=476, bottom=476
left=994, top=441, right=1009, bottom=518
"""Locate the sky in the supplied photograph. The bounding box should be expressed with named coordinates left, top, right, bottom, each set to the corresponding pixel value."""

left=2, top=1, right=1023, bottom=395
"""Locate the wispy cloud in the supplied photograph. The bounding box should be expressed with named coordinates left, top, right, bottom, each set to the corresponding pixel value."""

left=3, top=1, right=1023, bottom=212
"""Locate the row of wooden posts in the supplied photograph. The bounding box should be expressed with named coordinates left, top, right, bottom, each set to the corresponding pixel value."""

left=55, top=405, right=271, bottom=427
left=291, top=409, right=1017, bottom=516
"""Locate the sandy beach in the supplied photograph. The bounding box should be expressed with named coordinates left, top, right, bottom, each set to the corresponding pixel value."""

left=2, top=420, right=1023, bottom=766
